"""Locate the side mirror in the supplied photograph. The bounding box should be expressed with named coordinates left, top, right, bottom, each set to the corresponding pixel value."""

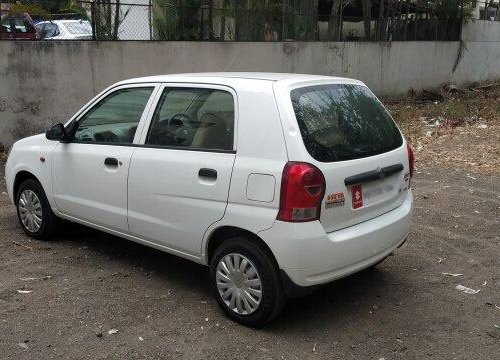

left=46, top=123, right=69, bottom=142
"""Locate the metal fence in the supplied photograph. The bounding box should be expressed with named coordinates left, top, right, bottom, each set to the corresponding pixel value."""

left=73, top=0, right=466, bottom=41
left=4, top=0, right=493, bottom=42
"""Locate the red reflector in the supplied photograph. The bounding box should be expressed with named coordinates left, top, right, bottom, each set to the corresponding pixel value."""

left=407, top=143, right=415, bottom=177
left=277, top=162, right=326, bottom=222
left=351, top=184, right=363, bottom=209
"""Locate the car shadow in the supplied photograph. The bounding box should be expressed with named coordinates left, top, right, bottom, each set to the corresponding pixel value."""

left=54, top=221, right=212, bottom=297
left=54, top=222, right=405, bottom=330
left=267, top=268, right=404, bottom=331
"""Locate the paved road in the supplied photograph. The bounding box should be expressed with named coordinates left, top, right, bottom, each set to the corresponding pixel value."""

left=0, top=163, right=499, bottom=359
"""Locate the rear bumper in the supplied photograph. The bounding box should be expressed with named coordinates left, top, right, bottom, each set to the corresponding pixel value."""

left=259, top=190, right=413, bottom=287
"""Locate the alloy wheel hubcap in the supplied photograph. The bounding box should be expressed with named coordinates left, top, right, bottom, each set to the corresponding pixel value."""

left=216, top=253, right=262, bottom=315
left=18, top=190, right=43, bottom=233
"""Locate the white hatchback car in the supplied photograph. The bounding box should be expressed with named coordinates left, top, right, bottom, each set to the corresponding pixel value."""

left=5, top=73, right=413, bottom=326
left=35, top=20, right=92, bottom=40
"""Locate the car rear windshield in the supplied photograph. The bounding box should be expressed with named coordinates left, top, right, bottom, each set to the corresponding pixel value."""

left=291, top=84, right=403, bottom=162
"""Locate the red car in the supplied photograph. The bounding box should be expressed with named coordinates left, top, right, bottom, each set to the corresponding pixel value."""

left=0, top=13, right=40, bottom=40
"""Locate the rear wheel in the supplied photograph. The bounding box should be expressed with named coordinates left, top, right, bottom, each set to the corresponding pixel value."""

left=16, top=179, right=59, bottom=240
left=210, top=237, right=284, bottom=327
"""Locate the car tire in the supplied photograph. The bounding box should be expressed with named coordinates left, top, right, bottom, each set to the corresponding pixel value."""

left=16, top=179, right=59, bottom=240
left=210, top=237, right=285, bottom=327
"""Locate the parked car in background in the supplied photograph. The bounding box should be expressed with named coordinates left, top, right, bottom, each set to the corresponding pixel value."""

left=35, top=19, right=92, bottom=40
left=0, top=13, right=39, bottom=40
left=5, top=73, right=414, bottom=327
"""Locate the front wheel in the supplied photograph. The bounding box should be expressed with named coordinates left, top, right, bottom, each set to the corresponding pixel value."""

left=16, top=179, right=59, bottom=240
left=210, top=237, right=285, bottom=327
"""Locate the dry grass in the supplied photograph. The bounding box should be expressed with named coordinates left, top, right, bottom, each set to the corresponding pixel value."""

left=385, top=82, right=500, bottom=174
left=0, top=150, right=8, bottom=162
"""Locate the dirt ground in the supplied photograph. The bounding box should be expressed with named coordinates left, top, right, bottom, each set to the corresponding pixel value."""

left=0, top=85, right=499, bottom=359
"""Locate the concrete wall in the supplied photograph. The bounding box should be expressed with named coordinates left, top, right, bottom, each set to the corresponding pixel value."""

left=462, top=20, right=500, bottom=42
left=1, top=40, right=500, bottom=146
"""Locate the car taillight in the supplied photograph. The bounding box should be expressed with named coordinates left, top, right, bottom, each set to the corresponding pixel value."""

left=277, top=162, right=326, bottom=222
left=407, top=143, right=415, bottom=177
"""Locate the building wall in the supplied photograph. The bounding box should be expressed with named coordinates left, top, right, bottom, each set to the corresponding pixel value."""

left=462, top=20, right=500, bottom=42
left=1, top=40, right=500, bottom=146
left=119, top=0, right=151, bottom=40
left=473, top=1, right=499, bottom=20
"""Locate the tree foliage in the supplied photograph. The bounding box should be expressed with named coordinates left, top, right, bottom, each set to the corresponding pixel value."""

left=10, top=0, right=88, bottom=18
left=94, top=0, right=131, bottom=40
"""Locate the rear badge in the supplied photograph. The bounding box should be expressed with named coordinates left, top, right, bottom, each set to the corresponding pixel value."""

left=352, top=185, right=363, bottom=209
left=325, top=192, right=345, bottom=208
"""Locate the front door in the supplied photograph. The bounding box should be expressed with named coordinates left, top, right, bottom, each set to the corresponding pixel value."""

left=52, top=86, right=156, bottom=232
left=127, top=85, right=236, bottom=255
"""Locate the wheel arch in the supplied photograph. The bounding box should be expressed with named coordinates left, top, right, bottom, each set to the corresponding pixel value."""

left=205, top=226, right=279, bottom=267
left=13, top=170, right=41, bottom=205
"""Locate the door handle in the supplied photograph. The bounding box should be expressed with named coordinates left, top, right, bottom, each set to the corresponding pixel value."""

left=104, top=157, right=119, bottom=167
left=199, top=168, right=217, bottom=179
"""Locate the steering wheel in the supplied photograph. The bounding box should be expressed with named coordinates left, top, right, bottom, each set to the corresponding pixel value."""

left=169, top=113, right=193, bottom=145
left=74, top=127, right=95, bottom=142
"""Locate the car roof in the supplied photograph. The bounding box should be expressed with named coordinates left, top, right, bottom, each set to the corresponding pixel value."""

left=117, top=73, right=364, bottom=87
left=36, top=19, right=89, bottom=25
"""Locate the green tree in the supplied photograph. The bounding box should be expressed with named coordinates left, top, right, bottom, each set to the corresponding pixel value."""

left=94, top=0, right=131, bottom=40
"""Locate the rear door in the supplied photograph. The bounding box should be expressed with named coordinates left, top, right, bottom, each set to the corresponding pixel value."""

left=281, top=82, right=410, bottom=232
left=127, top=84, right=236, bottom=256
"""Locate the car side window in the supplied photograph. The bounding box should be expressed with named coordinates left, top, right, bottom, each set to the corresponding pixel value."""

left=43, top=23, right=59, bottom=38
left=35, top=23, right=44, bottom=35
left=74, top=87, right=153, bottom=144
left=1, top=17, right=34, bottom=33
left=146, top=88, right=234, bottom=151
